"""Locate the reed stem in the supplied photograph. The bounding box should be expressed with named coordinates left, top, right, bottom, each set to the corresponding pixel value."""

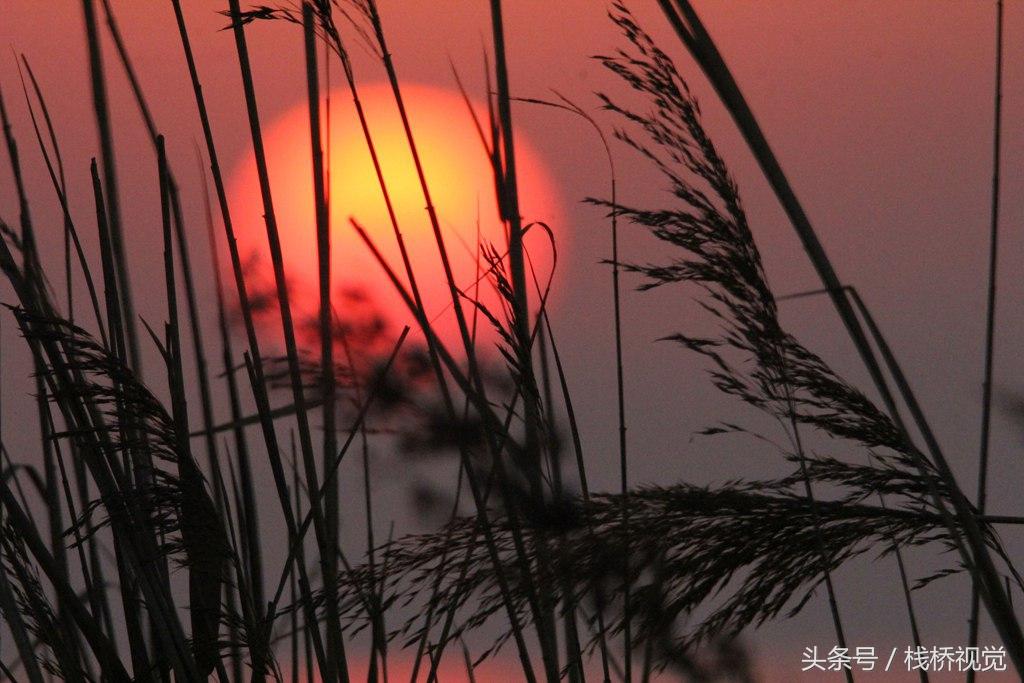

left=968, top=1, right=1005, bottom=671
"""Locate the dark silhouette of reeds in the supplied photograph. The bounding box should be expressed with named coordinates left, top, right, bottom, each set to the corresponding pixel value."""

left=0, top=1, right=1020, bottom=682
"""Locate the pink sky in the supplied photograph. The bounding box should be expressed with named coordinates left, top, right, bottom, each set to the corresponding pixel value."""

left=2, top=1, right=1024, bottom=680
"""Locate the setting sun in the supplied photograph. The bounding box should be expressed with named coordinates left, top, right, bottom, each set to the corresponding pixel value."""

left=6, top=2, right=1007, bottom=680
left=227, top=81, right=562, bottom=352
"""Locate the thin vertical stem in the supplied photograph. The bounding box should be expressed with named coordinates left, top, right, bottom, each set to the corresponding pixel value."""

left=968, top=0, right=1005, bottom=671
left=485, top=3, right=560, bottom=678
left=199, top=153, right=264, bottom=613
left=98, top=0, right=227, bottom=510
left=303, top=7, right=345, bottom=683
left=348, top=5, right=543, bottom=678
left=778, top=284, right=929, bottom=674
left=352, top=220, right=539, bottom=683
left=871, top=471, right=929, bottom=683
left=786, top=397, right=854, bottom=683
left=81, top=0, right=141, bottom=374
left=17, top=59, right=107, bottom=346
left=170, top=0, right=327, bottom=671
left=609, top=119, right=631, bottom=683
left=247, top=2, right=348, bottom=672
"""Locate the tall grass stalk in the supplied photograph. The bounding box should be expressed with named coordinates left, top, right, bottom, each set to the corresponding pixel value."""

left=780, top=371, right=854, bottom=683
left=261, top=326, right=410, bottom=645
left=301, top=8, right=346, bottom=683
left=81, top=0, right=141, bottom=374
left=0, top=339, right=45, bottom=683
left=17, top=59, right=108, bottom=346
left=968, top=0, right=1005, bottom=671
left=99, top=0, right=228, bottom=509
left=3, top=3, right=1020, bottom=680
left=287, top=3, right=554, bottom=675
left=515, top=93, right=624, bottom=680
left=351, top=218, right=542, bottom=682
left=484, top=5, right=564, bottom=678
left=356, top=16, right=550, bottom=635
left=171, top=0, right=329, bottom=672
left=0, top=474, right=130, bottom=682
left=200, top=148, right=265, bottom=620
left=88, top=161, right=156, bottom=678
left=777, top=284, right=930, bottom=681
left=225, top=0, right=348, bottom=675
left=1, top=83, right=92, bottom=677
left=656, top=0, right=1024, bottom=670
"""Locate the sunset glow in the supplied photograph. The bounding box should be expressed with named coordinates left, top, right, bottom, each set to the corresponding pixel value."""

left=4, top=2, right=1019, bottom=679
left=227, top=82, right=562, bottom=352
left=283, top=653, right=523, bottom=683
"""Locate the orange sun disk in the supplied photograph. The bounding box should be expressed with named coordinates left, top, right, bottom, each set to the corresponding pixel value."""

left=226, top=82, right=562, bottom=356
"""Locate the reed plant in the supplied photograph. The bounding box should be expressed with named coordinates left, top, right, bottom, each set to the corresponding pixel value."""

left=0, top=1, right=1018, bottom=681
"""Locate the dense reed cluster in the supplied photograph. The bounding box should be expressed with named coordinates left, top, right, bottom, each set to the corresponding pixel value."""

left=0, top=0, right=1018, bottom=681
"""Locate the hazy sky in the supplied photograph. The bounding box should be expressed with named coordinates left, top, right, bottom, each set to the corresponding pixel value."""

left=2, top=2, right=1023, bottom=680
